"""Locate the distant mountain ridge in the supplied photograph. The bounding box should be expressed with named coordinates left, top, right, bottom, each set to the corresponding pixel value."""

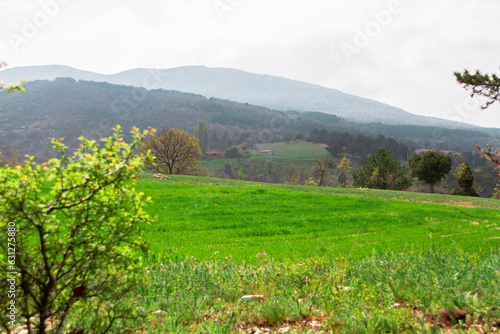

left=0, top=64, right=484, bottom=129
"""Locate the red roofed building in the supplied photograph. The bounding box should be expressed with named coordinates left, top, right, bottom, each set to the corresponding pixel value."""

left=205, top=151, right=223, bottom=159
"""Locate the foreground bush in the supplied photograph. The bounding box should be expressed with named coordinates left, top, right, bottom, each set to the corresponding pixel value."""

left=0, top=126, right=155, bottom=333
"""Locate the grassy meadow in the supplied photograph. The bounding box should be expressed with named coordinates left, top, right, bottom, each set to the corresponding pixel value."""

left=131, top=174, right=500, bottom=333
left=138, top=175, right=499, bottom=263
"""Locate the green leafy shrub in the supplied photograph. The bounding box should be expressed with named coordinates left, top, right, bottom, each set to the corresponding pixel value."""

left=0, top=126, right=155, bottom=333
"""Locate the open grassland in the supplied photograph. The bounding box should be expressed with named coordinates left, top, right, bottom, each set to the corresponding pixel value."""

left=131, top=174, right=500, bottom=333
left=137, top=174, right=499, bottom=263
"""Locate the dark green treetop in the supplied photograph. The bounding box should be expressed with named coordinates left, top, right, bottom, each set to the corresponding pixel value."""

left=353, top=148, right=412, bottom=190
left=409, top=151, right=452, bottom=193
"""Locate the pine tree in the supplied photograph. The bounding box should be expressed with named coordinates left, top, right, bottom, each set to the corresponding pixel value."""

left=409, top=151, right=452, bottom=193
left=455, top=68, right=500, bottom=188
left=454, top=69, right=500, bottom=109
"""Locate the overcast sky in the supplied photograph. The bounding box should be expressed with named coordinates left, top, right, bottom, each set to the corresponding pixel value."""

left=1, top=0, right=499, bottom=128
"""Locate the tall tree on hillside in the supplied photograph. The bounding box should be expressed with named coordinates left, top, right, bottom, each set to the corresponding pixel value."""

left=140, top=127, right=208, bottom=176
left=194, top=119, right=208, bottom=156
left=353, top=148, right=412, bottom=190
left=409, top=151, right=452, bottom=193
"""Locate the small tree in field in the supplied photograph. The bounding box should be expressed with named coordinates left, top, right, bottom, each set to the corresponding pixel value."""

left=0, top=126, right=155, bottom=333
left=224, top=146, right=243, bottom=159
left=409, top=151, right=452, bottom=193
left=140, top=127, right=207, bottom=176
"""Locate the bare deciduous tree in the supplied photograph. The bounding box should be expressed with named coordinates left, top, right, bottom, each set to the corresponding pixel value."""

left=140, top=128, right=207, bottom=176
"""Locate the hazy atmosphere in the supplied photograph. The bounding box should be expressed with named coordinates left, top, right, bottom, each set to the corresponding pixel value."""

left=1, top=0, right=500, bottom=127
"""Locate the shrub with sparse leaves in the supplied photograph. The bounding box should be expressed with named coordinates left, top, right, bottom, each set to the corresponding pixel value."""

left=0, top=126, right=155, bottom=334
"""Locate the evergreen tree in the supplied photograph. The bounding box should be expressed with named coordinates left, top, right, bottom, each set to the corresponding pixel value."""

left=454, top=69, right=500, bottom=109
left=455, top=68, right=500, bottom=172
left=409, top=151, right=452, bottom=193
left=451, top=163, right=479, bottom=197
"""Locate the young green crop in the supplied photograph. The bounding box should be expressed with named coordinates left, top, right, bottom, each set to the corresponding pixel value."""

left=137, top=174, right=500, bottom=264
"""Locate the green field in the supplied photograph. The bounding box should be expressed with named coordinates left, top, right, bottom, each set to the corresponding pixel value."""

left=138, top=174, right=500, bottom=263
left=247, top=141, right=329, bottom=160
left=132, top=174, right=500, bottom=333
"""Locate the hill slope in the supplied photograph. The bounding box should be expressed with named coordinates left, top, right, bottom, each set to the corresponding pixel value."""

left=1, top=64, right=483, bottom=128
left=0, top=79, right=299, bottom=158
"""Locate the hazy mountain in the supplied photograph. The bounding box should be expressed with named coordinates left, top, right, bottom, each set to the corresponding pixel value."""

left=1, top=65, right=484, bottom=129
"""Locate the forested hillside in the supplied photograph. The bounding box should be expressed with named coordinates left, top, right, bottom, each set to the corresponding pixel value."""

left=0, top=79, right=498, bottom=162
left=0, top=79, right=298, bottom=158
